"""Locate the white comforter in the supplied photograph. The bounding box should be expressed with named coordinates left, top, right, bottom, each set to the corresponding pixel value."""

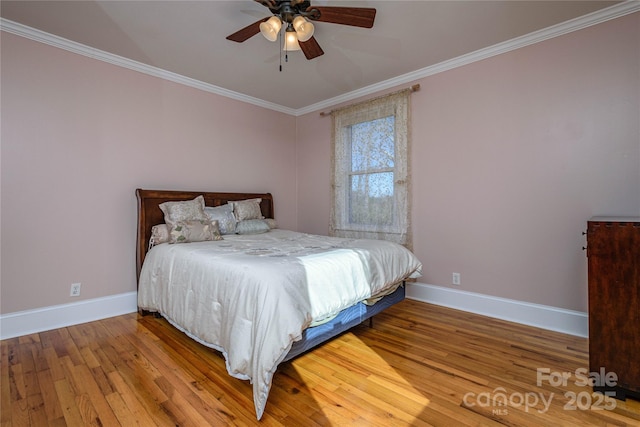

left=137, top=229, right=422, bottom=419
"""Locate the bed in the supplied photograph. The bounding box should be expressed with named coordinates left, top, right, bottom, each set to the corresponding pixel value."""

left=135, top=189, right=422, bottom=419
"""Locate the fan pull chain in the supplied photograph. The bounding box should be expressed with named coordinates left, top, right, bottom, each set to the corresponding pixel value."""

left=284, top=32, right=289, bottom=65
left=279, top=30, right=283, bottom=72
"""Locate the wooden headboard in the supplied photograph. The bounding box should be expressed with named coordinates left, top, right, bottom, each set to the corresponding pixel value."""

left=135, top=189, right=274, bottom=282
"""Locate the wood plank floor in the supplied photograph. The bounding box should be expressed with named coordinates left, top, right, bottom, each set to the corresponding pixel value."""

left=2, top=299, right=640, bottom=426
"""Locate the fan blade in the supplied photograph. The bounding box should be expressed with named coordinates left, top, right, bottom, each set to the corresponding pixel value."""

left=299, top=36, right=324, bottom=60
left=306, top=6, right=376, bottom=28
left=226, top=17, right=269, bottom=43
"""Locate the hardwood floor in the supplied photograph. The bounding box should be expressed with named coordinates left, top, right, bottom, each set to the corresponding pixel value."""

left=2, top=299, right=640, bottom=426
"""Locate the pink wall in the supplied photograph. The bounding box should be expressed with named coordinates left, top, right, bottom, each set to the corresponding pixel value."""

left=1, top=33, right=297, bottom=313
left=2, top=13, right=638, bottom=317
left=296, top=13, right=640, bottom=313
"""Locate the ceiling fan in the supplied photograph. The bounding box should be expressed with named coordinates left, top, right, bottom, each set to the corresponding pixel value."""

left=226, top=0, right=377, bottom=60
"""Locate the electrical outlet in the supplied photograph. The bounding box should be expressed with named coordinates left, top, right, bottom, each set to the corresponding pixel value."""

left=70, top=282, right=81, bottom=297
left=452, top=273, right=461, bottom=286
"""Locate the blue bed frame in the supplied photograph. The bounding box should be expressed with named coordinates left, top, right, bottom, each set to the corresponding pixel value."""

left=283, top=284, right=405, bottom=362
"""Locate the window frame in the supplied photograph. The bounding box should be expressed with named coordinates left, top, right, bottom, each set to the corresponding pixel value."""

left=330, top=90, right=411, bottom=247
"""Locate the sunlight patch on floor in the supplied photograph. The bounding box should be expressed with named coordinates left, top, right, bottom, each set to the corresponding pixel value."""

left=292, top=332, right=430, bottom=424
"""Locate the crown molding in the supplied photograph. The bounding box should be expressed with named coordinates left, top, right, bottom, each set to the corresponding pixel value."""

left=0, top=18, right=297, bottom=116
left=296, top=1, right=640, bottom=116
left=2, top=1, right=638, bottom=117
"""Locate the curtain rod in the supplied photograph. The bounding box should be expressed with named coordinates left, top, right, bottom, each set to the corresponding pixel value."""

left=319, top=84, right=420, bottom=117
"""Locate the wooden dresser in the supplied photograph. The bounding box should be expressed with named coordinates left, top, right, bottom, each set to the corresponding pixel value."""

left=587, top=217, right=640, bottom=400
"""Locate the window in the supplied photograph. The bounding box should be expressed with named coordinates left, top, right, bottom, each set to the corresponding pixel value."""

left=330, top=90, right=411, bottom=248
left=348, top=116, right=395, bottom=227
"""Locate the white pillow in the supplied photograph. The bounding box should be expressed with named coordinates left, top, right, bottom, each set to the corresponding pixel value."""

left=150, top=224, right=170, bottom=248
left=204, top=205, right=237, bottom=235
left=235, top=219, right=270, bottom=235
left=169, top=220, right=223, bottom=243
left=159, top=195, right=208, bottom=225
left=229, top=198, right=264, bottom=222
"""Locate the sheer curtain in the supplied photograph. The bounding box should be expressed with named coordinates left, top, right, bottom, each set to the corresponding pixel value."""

left=329, top=89, right=412, bottom=249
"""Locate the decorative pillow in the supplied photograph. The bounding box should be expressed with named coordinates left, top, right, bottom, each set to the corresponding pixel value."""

left=204, top=205, right=237, bottom=235
left=264, top=218, right=277, bottom=229
left=150, top=224, right=170, bottom=248
left=169, top=219, right=223, bottom=244
left=235, top=219, right=271, bottom=235
left=230, top=198, right=264, bottom=222
left=159, top=195, right=208, bottom=226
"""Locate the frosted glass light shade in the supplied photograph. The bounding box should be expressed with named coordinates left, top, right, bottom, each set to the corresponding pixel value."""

left=292, top=16, right=314, bottom=42
left=283, top=30, right=301, bottom=51
left=260, top=16, right=282, bottom=42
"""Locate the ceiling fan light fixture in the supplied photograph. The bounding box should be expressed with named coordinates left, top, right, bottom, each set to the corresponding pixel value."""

left=226, top=1, right=375, bottom=61
left=259, top=16, right=282, bottom=42
left=292, top=16, right=314, bottom=42
left=283, top=28, right=301, bottom=51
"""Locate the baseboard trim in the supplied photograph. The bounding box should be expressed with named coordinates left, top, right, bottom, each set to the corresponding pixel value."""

left=0, top=292, right=138, bottom=340
left=1, top=285, right=589, bottom=340
left=406, top=283, right=588, bottom=337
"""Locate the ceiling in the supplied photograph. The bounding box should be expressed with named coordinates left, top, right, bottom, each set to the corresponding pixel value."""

left=0, top=1, right=630, bottom=114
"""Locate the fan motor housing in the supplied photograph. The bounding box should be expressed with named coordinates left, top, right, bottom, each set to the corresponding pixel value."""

left=269, top=0, right=313, bottom=23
